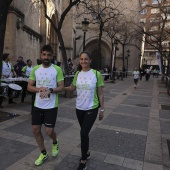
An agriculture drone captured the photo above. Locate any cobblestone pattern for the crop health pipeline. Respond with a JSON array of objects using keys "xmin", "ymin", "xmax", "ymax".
[
  {"xmin": 0, "ymin": 137, "xmax": 36, "ymax": 170},
  {"xmin": 5, "ymin": 119, "xmax": 73, "ymax": 140},
  {"xmin": 159, "ymin": 110, "xmax": 170, "ymax": 119},
  {"xmin": 158, "ymin": 97, "xmax": 170, "ymax": 104},
  {"xmin": 160, "ymin": 121, "xmax": 170, "ymax": 135},
  {"xmin": 88, "ymin": 128, "xmax": 146, "ymax": 161},
  {"xmin": 54, "ymin": 154, "xmax": 133, "ymax": 170},
  {"xmin": 58, "ymin": 107, "xmax": 77, "ymax": 120},
  {"xmin": 158, "ymin": 93, "xmax": 169, "ymax": 98},
  {"xmin": 102, "ymin": 114, "xmax": 149, "ymax": 131},
  {"xmin": 113, "ymin": 105, "xmax": 150, "ymax": 117}
]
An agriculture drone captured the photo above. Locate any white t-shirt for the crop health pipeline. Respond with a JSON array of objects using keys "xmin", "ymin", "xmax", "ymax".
[
  {"xmin": 29, "ymin": 64, "xmax": 64, "ymax": 109},
  {"xmin": 133, "ymin": 71, "xmax": 139, "ymax": 79},
  {"xmin": 22, "ymin": 65, "xmax": 33, "ymax": 77},
  {"xmin": 73, "ymin": 69, "xmax": 104, "ymax": 110},
  {"xmin": 2, "ymin": 61, "xmax": 13, "ymax": 78}
]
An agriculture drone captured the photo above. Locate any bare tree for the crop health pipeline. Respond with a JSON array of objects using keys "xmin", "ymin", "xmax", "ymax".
[
  {"xmin": 138, "ymin": 0, "xmax": 170, "ymax": 75},
  {"xmin": 76, "ymin": 0, "xmax": 121, "ymax": 70},
  {"xmin": 40, "ymin": 0, "xmax": 81, "ymax": 75},
  {"xmin": 104, "ymin": 15, "xmax": 138, "ymax": 80},
  {"xmin": 0, "ymin": 0, "xmax": 81, "ymax": 77}
]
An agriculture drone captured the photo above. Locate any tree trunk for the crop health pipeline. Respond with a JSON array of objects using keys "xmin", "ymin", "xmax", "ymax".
[
  {"xmin": 98, "ymin": 24, "xmax": 103, "ymax": 70},
  {"xmin": 0, "ymin": 0, "xmax": 13, "ymax": 78}
]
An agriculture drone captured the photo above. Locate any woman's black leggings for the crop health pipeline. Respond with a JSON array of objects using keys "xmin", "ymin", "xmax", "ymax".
[{"xmin": 76, "ymin": 108, "xmax": 98, "ymax": 160}]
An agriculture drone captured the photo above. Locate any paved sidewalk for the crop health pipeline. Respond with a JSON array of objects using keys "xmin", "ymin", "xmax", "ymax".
[{"xmin": 0, "ymin": 76, "xmax": 170, "ymax": 170}]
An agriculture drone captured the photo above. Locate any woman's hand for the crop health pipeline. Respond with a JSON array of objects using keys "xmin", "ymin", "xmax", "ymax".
[{"xmin": 99, "ymin": 110, "xmax": 104, "ymax": 120}]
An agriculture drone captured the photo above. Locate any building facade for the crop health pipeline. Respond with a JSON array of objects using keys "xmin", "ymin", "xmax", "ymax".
[
  {"xmin": 4, "ymin": 0, "xmax": 63, "ymax": 66},
  {"xmin": 140, "ymin": 0, "xmax": 170, "ymax": 71},
  {"xmin": 3, "ymin": 0, "xmax": 142, "ymax": 72}
]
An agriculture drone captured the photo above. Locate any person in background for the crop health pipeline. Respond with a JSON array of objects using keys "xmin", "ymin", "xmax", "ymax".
[
  {"xmin": 51, "ymin": 56, "xmax": 57, "ymax": 65},
  {"xmin": 145, "ymin": 67, "xmax": 150, "ymax": 81},
  {"xmin": 104, "ymin": 65, "xmax": 110, "ymax": 81},
  {"xmin": 139, "ymin": 68, "xmax": 144, "ymax": 80},
  {"xmin": 132, "ymin": 67, "xmax": 140, "ymax": 88},
  {"xmin": 36, "ymin": 59, "xmax": 42, "ymax": 65},
  {"xmin": 27, "ymin": 45, "xmax": 64, "ymax": 166},
  {"xmin": 65, "ymin": 51, "xmax": 104, "ymax": 170},
  {"xmin": 1, "ymin": 53, "xmax": 17, "ymax": 105},
  {"xmin": 21, "ymin": 59, "xmax": 33, "ymax": 103},
  {"xmin": 14, "ymin": 56, "xmax": 26, "ymax": 77}
]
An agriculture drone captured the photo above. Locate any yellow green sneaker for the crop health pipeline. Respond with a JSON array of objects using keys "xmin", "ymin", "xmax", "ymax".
[
  {"xmin": 35, "ymin": 153, "xmax": 48, "ymax": 166},
  {"xmin": 52, "ymin": 140, "xmax": 59, "ymax": 157}
]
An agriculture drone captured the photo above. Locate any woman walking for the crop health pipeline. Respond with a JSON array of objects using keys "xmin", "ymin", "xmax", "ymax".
[{"xmin": 65, "ymin": 51, "xmax": 104, "ymax": 170}]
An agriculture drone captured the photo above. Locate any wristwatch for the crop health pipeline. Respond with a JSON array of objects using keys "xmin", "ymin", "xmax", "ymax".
[{"xmin": 49, "ymin": 88, "xmax": 53, "ymax": 93}]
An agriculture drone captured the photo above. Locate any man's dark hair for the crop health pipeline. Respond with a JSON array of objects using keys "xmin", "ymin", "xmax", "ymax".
[
  {"xmin": 41, "ymin": 45, "xmax": 53, "ymax": 54},
  {"xmin": 27, "ymin": 59, "xmax": 31, "ymax": 63},
  {"xmin": 2, "ymin": 53, "xmax": 10, "ymax": 61}
]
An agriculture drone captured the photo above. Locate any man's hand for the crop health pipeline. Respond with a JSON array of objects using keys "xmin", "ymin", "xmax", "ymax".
[{"xmin": 39, "ymin": 87, "xmax": 50, "ymax": 99}]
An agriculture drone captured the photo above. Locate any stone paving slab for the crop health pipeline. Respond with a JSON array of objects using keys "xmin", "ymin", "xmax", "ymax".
[
  {"xmin": 132, "ymin": 92, "xmax": 153, "ymax": 97},
  {"xmin": 102, "ymin": 114, "xmax": 149, "ymax": 131},
  {"xmin": 113, "ymin": 105, "xmax": 150, "ymax": 117},
  {"xmin": 83, "ymin": 128, "xmax": 146, "ymax": 161},
  {"xmin": 160, "ymin": 120, "xmax": 170, "ymax": 135},
  {"xmin": 159, "ymin": 110, "xmax": 170, "ymax": 119},
  {"xmin": 54, "ymin": 154, "xmax": 133, "ymax": 170},
  {"xmin": 1, "ymin": 77, "xmax": 170, "ymax": 170},
  {"xmin": 158, "ymin": 97, "xmax": 170, "ymax": 104},
  {"xmin": 4, "ymin": 118, "xmax": 73, "ymax": 139},
  {"xmin": 58, "ymin": 107, "xmax": 77, "ymax": 120},
  {"xmin": 0, "ymin": 137, "xmax": 36, "ymax": 170},
  {"xmin": 122, "ymin": 99, "xmax": 151, "ymax": 107},
  {"xmin": 126, "ymin": 95, "xmax": 152, "ymax": 101}
]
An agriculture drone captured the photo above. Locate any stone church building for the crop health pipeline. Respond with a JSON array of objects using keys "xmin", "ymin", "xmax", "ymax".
[{"xmin": 4, "ymin": 0, "xmax": 141, "ymax": 72}]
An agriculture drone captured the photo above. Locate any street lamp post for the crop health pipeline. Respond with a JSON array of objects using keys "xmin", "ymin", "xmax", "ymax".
[
  {"xmin": 112, "ymin": 41, "xmax": 118, "ymax": 82},
  {"xmin": 82, "ymin": 18, "xmax": 89, "ymax": 51},
  {"xmin": 139, "ymin": 54, "xmax": 142, "ymax": 69},
  {"xmin": 163, "ymin": 49, "xmax": 167, "ymax": 75},
  {"xmin": 125, "ymin": 49, "xmax": 130, "ymax": 77}
]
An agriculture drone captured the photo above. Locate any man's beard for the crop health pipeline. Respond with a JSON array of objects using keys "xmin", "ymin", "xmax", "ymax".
[{"xmin": 42, "ymin": 59, "xmax": 51, "ymax": 66}]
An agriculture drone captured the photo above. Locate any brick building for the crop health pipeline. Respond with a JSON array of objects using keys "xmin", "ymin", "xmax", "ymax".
[{"xmin": 140, "ymin": 0, "xmax": 170, "ymax": 70}]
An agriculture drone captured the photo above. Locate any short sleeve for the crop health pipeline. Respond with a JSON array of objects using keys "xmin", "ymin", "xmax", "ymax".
[
  {"xmin": 56, "ymin": 66, "xmax": 64, "ymax": 82},
  {"xmin": 97, "ymin": 71, "xmax": 104, "ymax": 87},
  {"xmin": 29, "ymin": 66, "xmax": 39, "ymax": 81},
  {"xmin": 72, "ymin": 71, "xmax": 79, "ymax": 86},
  {"xmin": 22, "ymin": 66, "xmax": 26, "ymax": 73}
]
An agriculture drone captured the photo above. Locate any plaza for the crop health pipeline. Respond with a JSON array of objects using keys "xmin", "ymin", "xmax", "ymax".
[{"xmin": 0, "ymin": 76, "xmax": 170, "ymax": 170}]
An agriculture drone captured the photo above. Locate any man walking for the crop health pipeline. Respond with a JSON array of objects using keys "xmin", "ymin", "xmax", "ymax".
[{"xmin": 27, "ymin": 45, "xmax": 64, "ymax": 166}]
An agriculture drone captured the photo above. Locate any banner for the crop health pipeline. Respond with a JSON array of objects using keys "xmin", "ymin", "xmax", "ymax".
[{"xmin": 156, "ymin": 52, "xmax": 162, "ymax": 74}]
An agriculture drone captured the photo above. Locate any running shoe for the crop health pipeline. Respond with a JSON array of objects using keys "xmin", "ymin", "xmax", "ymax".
[
  {"xmin": 80, "ymin": 152, "xmax": 90, "ymax": 162},
  {"xmin": 52, "ymin": 140, "xmax": 59, "ymax": 157},
  {"xmin": 35, "ymin": 153, "xmax": 48, "ymax": 166},
  {"xmin": 77, "ymin": 161, "xmax": 87, "ymax": 170}
]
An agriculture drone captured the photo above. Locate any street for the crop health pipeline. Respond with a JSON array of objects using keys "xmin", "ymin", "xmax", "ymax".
[{"xmin": 0, "ymin": 76, "xmax": 170, "ymax": 170}]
